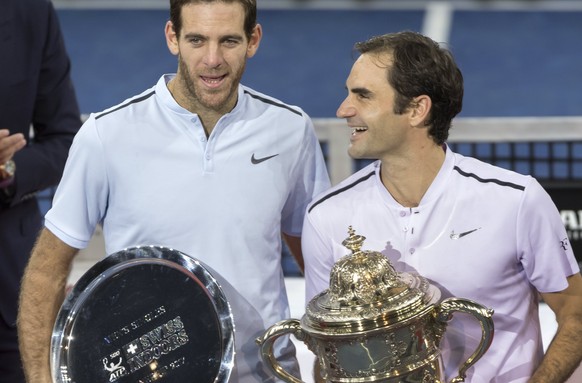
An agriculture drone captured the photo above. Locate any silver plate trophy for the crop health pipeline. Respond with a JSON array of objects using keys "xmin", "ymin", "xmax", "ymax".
[{"xmin": 51, "ymin": 246, "xmax": 235, "ymax": 383}]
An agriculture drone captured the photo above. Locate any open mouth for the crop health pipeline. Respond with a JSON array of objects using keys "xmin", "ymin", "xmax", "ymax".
[
  {"xmin": 200, "ymin": 75, "xmax": 227, "ymax": 88},
  {"xmin": 351, "ymin": 127, "xmax": 368, "ymax": 135}
]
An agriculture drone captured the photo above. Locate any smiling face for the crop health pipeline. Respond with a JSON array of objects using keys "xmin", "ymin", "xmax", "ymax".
[
  {"xmin": 165, "ymin": 1, "xmax": 261, "ymax": 116},
  {"xmin": 336, "ymin": 52, "xmax": 413, "ymax": 161}
]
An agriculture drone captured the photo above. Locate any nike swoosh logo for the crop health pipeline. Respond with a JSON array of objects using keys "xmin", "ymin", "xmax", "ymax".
[
  {"xmin": 251, "ymin": 153, "xmax": 279, "ymax": 164},
  {"xmin": 450, "ymin": 227, "xmax": 481, "ymax": 240}
]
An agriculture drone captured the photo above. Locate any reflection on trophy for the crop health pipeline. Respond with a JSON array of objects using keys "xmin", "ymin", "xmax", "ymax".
[{"xmin": 257, "ymin": 227, "xmax": 494, "ymax": 383}]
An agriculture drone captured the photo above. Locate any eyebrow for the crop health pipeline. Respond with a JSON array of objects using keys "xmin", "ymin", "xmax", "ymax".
[
  {"xmin": 349, "ymin": 87, "xmax": 373, "ymax": 98},
  {"xmin": 220, "ymin": 34, "xmax": 244, "ymax": 42},
  {"xmin": 182, "ymin": 33, "xmax": 244, "ymax": 42}
]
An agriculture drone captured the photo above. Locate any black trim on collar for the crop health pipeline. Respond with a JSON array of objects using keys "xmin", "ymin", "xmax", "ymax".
[
  {"xmin": 308, "ymin": 170, "xmax": 376, "ymax": 213},
  {"xmin": 95, "ymin": 91, "xmax": 156, "ymax": 120},
  {"xmin": 244, "ymin": 90, "xmax": 302, "ymax": 116},
  {"xmin": 453, "ymin": 166, "xmax": 525, "ymax": 191}
]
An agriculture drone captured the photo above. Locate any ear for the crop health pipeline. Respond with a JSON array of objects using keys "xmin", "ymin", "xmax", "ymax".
[
  {"xmin": 409, "ymin": 95, "xmax": 431, "ymax": 127},
  {"xmin": 246, "ymin": 24, "xmax": 262, "ymax": 58},
  {"xmin": 165, "ymin": 20, "xmax": 179, "ymax": 56}
]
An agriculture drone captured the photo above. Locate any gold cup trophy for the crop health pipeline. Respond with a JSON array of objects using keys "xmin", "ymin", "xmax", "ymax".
[{"xmin": 257, "ymin": 227, "xmax": 494, "ymax": 383}]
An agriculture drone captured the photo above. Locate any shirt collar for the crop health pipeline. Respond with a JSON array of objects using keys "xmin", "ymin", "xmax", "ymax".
[{"xmin": 156, "ymin": 74, "xmax": 245, "ymax": 120}]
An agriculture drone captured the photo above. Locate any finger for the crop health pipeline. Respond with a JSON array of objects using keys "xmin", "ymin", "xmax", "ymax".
[
  {"xmin": 0, "ymin": 133, "xmax": 26, "ymax": 162},
  {"xmin": 0, "ymin": 133, "xmax": 26, "ymax": 149}
]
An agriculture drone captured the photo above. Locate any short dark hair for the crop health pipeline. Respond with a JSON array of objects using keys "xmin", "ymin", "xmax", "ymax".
[
  {"xmin": 169, "ymin": 0, "xmax": 257, "ymax": 41},
  {"xmin": 355, "ymin": 31, "xmax": 464, "ymax": 145}
]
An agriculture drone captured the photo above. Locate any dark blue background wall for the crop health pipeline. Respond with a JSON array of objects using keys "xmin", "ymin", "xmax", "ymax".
[{"xmin": 56, "ymin": 7, "xmax": 582, "ymax": 118}]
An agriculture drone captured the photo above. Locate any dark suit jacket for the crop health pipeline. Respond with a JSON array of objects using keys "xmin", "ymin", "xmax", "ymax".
[{"xmin": 0, "ymin": 0, "xmax": 81, "ymax": 340}]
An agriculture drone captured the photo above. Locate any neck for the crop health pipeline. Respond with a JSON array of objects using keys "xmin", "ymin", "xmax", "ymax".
[
  {"xmin": 379, "ymin": 143, "xmax": 445, "ymax": 207},
  {"xmin": 167, "ymin": 77, "xmax": 233, "ymax": 137}
]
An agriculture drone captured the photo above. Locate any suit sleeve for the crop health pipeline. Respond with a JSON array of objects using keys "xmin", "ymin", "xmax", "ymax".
[{"xmin": 8, "ymin": 0, "xmax": 81, "ymax": 206}]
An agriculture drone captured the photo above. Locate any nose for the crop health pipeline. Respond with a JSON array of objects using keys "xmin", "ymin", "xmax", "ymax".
[
  {"xmin": 336, "ymin": 97, "xmax": 355, "ymax": 119},
  {"xmin": 203, "ymin": 43, "xmax": 224, "ymax": 68}
]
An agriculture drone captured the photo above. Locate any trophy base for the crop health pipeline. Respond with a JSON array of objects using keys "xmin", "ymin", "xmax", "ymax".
[{"xmin": 326, "ymin": 358, "xmax": 444, "ymax": 383}]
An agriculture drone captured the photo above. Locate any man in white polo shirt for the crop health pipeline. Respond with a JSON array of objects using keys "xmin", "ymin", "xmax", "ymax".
[
  {"xmin": 302, "ymin": 31, "xmax": 582, "ymax": 382},
  {"xmin": 17, "ymin": 0, "xmax": 330, "ymax": 382}
]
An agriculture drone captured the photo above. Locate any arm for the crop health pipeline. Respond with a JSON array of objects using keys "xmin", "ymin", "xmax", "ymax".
[
  {"xmin": 281, "ymin": 114, "xmax": 330, "ymax": 276},
  {"xmin": 283, "ymin": 234, "xmax": 304, "ymax": 274},
  {"xmin": 17, "ymin": 228, "xmax": 79, "ymax": 383},
  {"xmin": 531, "ymin": 273, "xmax": 582, "ymax": 382}
]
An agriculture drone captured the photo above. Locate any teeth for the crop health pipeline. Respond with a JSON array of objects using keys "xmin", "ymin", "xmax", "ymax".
[
  {"xmin": 351, "ymin": 127, "xmax": 367, "ymax": 134},
  {"xmin": 202, "ymin": 76, "xmax": 224, "ymax": 84}
]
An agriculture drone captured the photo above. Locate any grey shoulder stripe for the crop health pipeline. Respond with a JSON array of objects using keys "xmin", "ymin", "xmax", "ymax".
[
  {"xmin": 95, "ymin": 90, "xmax": 156, "ymax": 120},
  {"xmin": 243, "ymin": 90, "xmax": 302, "ymax": 116},
  {"xmin": 308, "ymin": 170, "xmax": 376, "ymax": 213},
  {"xmin": 453, "ymin": 166, "xmax": 525, "ymax": 191}
]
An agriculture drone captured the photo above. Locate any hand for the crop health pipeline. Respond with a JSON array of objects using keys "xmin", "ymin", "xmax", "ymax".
[{"xmin": 0, "ymin": 129, "xmax": 26, "ymax": 163}]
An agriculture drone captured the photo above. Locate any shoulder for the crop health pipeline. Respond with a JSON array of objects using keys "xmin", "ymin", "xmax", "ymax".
[
  {"xmin": 238, "ymin": 85, "xmax": 315, "ymax": 143},
  {"xmin": 10, "ymin": 0, "xmax": 50, "ymax": 15},
  {"xmin": 75, "ymin": 85, "xmax": 157, "ymax": 147},
  {"xmin": 451, "ymin": 151, "xmax": 533, "ymax": 192},
  {"xmin": 240, "ymin": 85, "xmax": 305, "ymax": 119},
  {"xmin": 5, "ymin": 0, "xmax": 52, "ymax": 32},
  {"xmin": 94, "ymin": 86, "xmax": 157, "ymax": 122},
  {"xmin": 307, "ymin": 161, "xmax": 379, "ymax": 214}
]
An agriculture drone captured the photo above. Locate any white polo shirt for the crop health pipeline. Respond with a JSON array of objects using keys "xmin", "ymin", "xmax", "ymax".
[
  {"xmin": 302, "ymin": 145, "xmax": 578, "ymax": 383},
  {"xmin": 46, "ymin": 74, "xmax": 330, "ymax": 382}
]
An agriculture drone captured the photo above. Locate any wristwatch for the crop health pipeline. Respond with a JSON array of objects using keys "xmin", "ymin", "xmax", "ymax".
[
  {"xmin": 0, "ymin": 160, "xmax": 16, "ymax": 181},
  {"xmin": 0, "ymin": 160, "xmax": 16, "ymax": 203}
]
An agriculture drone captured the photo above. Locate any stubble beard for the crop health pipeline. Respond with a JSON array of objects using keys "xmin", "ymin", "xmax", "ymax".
[
  {"xmin": 348, "ymin": 139, "xmax": 367, "ymax": 160},
  {"xmin": 348, "ymin": 139, "xmax": 378, "ymax": 160},
  {"xmin": 348, "ymin": 147, "xmax": 365, "ymax": 160},
  {"xmin": 177, "ymin": 55, "xmax": 246, "ymax": 114}
]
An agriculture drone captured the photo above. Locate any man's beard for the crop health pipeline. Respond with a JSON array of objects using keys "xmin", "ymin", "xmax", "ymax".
[{"xmin": 177, "ymin": 55, "xmax": 246, "ymax": 113}]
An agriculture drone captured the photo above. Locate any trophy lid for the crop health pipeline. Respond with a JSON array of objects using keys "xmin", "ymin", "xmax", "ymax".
[{"xmin": 303, "ymin": 227, "xmax": 440, "ymax": 334}]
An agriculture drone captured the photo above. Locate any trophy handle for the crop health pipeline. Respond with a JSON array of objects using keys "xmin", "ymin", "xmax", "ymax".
[
  {"xmin": 434, "ymin": 297, "xmax": 494, "ymax": 383},
  {"xmin": 256, "ymin": 318, "xmax": 308, "ymax": 383}
]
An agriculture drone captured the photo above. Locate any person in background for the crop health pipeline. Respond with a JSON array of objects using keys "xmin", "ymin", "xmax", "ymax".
[
  {"xmin": 0, "ymin": 0, "xmax": 82, "ymax": 381},
  {"xmin": 302, "ymin": 31, "xmax": 582, "ymax": 382},
  {"xmin": 17, "ymin": 0, "xmax": 330, "ymax": 382}
]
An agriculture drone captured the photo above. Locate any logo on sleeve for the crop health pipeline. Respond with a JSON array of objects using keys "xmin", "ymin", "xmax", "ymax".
[{"xmin": 560, "ymin": 237, "xmax": 570, "ymax": 251}]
